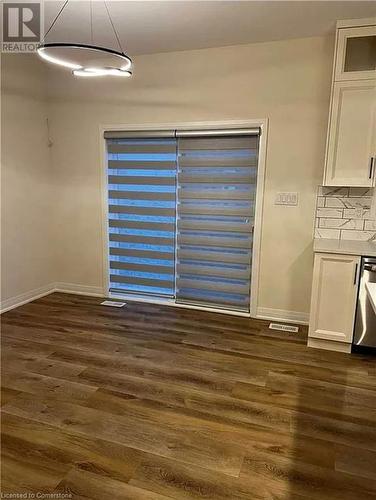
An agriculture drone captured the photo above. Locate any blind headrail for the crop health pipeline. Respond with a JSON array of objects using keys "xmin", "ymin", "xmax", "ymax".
[
  {"xmin": 104, "ymin": 130, "xmax": 175, "ymax": 139},
  {"xmin": 104, "ymin": 127, "xmax": 260, "ymax": 139},
  {"xmin": 176, "ymin": 128, "xmax": 260, "ymax": 137}
]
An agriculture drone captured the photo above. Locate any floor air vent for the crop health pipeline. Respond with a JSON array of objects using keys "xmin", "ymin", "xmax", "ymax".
[
  {"xmin": 269, "ymin": 323, "xmax": 299, "ymax": 333},
  {"xmin": 101, "ymin": 300, "xmax": 126, "ymax": 308}
]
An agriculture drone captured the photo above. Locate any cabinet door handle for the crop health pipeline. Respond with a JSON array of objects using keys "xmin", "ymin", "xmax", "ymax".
[
  {"xmin": 369, "ymin": 157, "xmax": 375, "ymax": 179},
  {"xmin": 354, "ymin": 263, "xmax": 359, "ymax": 285}
]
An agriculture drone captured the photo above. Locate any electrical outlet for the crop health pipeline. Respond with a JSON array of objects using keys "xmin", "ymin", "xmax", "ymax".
[{"xmin": 275, "ymin": 192, "xmax": 298, "ymax": 206}]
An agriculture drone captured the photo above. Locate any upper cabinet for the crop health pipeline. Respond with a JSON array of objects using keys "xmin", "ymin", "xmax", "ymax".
[
  {"xmin": 335, "ymin": 26, "xmax": 376, "ymax": 81},
  {"xmin": 325, "ymin": 80, "xmax": 376, "ymax": 186},
  {"xmin": 323, "ymin": 19, "xmax": 376, "ymax": 187}
]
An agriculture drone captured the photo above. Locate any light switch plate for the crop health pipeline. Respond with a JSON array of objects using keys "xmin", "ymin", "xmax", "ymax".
[{"xmin": 275, "ymin": 192, "xmax": 298, "ymax": 206}]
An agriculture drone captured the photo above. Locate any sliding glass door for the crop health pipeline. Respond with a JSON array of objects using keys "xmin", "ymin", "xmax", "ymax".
[
  {"xmin": 175, "ymin": 134, "xmax": 258, "ymax": 311},
  {"xmin": 106, "ymin": 134, "xmax": 176, "ymax": 297},
  {"xmin": 105, "ymin": 128, "xmax": 260, "ymax": 313}
]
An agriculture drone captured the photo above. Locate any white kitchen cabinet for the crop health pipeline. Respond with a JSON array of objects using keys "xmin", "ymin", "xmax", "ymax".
[
  {"xmin": 335, "ymin": 26, "xmax": 376, "ymax": 82},
  {"xmin": 309, "ymin": 253, "xmax": 360, "ymax": 344},
  {"xmin": 324, "ymin": 79, "xmax": 376, "ymax": 187},
  {"xmin": 323, "ymin": 19, "xmax": 376, "ymax": 188}
]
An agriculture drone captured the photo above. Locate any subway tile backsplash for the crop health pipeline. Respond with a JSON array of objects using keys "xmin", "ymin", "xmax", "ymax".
[{"xmin": 314, "ymin": 187, "xmax": 376, "ymax": 241}]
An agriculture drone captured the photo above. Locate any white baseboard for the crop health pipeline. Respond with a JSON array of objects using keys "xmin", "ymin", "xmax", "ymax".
[
  {"xmin": 1, "ymin": 284, "xmax": 309, "ymax": 327},
  {"xmin": 256, "ymin": 307, "xmax": 309, "ymax": 325},
  {"xmin": 54, "ymin": 282, "xmax": 105, "ymax": 298},
  {"xmin": 1, "ymin": 282, "xmax": 105, "ymax": 314},
  {"xmin": 307, "ymin": 337, "xmax": 351, "ymax": 353},
  {"xmin": 0, "ymin": 283, "xmax": 55, "ymax": 314}
]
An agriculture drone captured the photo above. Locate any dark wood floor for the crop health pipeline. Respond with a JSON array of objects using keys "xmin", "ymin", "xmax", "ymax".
[{"xmin": 1, "ymin": 293, "xmax": 376, "ymax": 499}]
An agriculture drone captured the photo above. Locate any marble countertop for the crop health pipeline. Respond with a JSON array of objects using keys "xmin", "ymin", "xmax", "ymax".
[
  {"xmin": 313, "ymin": 238, "xmax": 376, "ymax": 257},
  {"xmin": 366, "ymin": 283, "xmax": 376, "ymax": 316}
]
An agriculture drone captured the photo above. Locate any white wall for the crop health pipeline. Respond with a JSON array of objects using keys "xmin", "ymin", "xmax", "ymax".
[
  {"xmin": 47, "ymin": 35, "xmax": 333, "ymax": 317},
  {"xmin": 1, "ymin": 54, "xmax": 54, "ymax": 308},
  {"xmin": 1, "ymin": 35, "xmax": 334, "ymax": 317}
]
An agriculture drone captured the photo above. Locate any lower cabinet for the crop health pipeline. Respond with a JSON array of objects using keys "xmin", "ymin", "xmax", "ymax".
[{"xmin": 308, "ymin": 253, "xmax": 360, "ymax": 347}]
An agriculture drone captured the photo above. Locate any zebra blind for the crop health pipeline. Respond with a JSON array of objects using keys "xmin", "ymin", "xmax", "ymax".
[
  {"xmin": 107, "ymin": 137, "xmax": 176, "ymax": 297},
  {"xmin": 176, "ymin": 134, "xmax": 259, "ymax": 311}
]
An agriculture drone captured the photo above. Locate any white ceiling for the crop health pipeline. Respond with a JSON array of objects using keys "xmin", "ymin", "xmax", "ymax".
[{"xmin": 44, "ymin": 1, "xmax": 376, "ymax": 56}]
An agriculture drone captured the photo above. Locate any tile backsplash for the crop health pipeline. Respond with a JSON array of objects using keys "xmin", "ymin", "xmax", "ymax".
[{"xmin": 314, "ymin": 187, "xmax": 376, "ymax": 241}]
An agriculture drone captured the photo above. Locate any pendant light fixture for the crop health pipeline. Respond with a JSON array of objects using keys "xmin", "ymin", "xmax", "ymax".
[{"xmin": 37, "ymin": 1, "xmax": 132, "ymax": 77}]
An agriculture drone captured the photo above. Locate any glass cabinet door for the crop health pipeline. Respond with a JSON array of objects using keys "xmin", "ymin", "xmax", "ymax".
[{"xmin": 335, "ymin": 26, "xmax": 376, "ymax": 81}]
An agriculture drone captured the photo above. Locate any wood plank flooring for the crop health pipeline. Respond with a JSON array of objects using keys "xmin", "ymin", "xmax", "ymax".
[{"xmin": 1, "ymin": 292, "xmax": 376, "ymax": 499}]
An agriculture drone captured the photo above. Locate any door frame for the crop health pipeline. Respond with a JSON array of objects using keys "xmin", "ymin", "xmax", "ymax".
[{"xmin": 99, "ymin": 118, "xmax": 268, "ymax": 318}]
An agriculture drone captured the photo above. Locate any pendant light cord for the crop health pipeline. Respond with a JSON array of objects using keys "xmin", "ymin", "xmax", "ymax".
[
  {"xmin": 104, "ymin": 1, "xmax": 124, "ymax": 54},
  {"xmin": 43, "ymin": 0, "xmax": 125, "ymax": 55},
  {"xmin": 44, "ymin": 0, "xmax": 69, "ymax": 40},
  {"xmin": 90, "ymin": 1, "xmax": 93, "ymax": 45}
]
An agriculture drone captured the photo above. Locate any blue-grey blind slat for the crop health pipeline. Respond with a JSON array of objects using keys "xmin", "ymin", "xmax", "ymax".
[
  {"xmin": 176, "ymin": 134, "xmax": 259, "ymax": 312},
  {"xmin": 107, "ymin": 138, "xmax": 177, "ymax": 297}
]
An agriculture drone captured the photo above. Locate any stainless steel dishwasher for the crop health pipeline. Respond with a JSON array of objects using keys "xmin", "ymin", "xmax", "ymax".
[{"xmin": 353, "ymin": 256, "xmax": 376, "ymax": 354}]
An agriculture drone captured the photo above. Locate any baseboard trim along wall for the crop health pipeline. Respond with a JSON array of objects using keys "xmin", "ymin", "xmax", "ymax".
[
  {"xmin": 0, "ymin": 282, "xmax": 105, "ymax": 314},
  {"xmin": 256, "ymin": 307, "xmax": 309, "ymax": 325},
  {"xmin": 54, "ymin": 282, "xmax": 105, "ymax": 298},
  {"xmin": 307, "ymin": 337, "xmax": 351, "ymax": 353},
  {"xmin": 0, "ymin": 283, "xmax": 56, "ymax": 314},
  {"xmin": 1, "ymin": 285, "xmax": 309, "ymax": 327}
]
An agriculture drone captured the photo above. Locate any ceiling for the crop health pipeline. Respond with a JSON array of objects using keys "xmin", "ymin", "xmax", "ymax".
[{"xmin": 44, "ymin": 1, "xmax": 376, "ymax": 56}]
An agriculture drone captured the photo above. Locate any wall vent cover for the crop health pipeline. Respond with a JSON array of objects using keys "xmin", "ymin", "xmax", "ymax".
[
  {"xmin": 269, "ymin": 323, "xmax": 299, "ymax": 333},
  {"xmin": 101, "ymin": 300, "xmax": 126, "ymax": 308}
]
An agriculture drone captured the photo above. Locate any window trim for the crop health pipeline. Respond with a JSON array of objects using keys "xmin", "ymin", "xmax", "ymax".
[{"xmin": 100, "ymin": 119, "xmax": 268, "ymax": 318}]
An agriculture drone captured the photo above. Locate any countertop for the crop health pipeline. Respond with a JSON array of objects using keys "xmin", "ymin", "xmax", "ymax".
[
  {"xmin": 366, "ymin": 283, "xmax": 376, "ymax": 316},
  {"xmin": 313, "ymin": 238, "xmax": 376, "ymax": 257}
]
